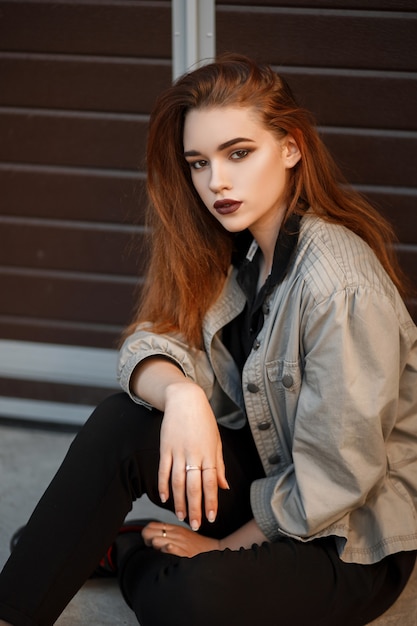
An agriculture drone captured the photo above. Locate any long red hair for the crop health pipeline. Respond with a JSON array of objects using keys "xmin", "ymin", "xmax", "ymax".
[{"xmin": 125, "ymin": 54, "xmax": 406, "ymax": 347}]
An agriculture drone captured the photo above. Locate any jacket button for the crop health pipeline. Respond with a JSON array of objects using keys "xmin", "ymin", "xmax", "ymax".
[
  {"xmin": 258, "ymin": 421, "xmax": 271, "ymax": 431},
  {"xmin": 268, "ymin": 453, "xmax": 281, "ymax": 465},
  {"xmin": 282, "ymin": 374, "xmax": 293, "ymax": 388},
  {"xmin": 253, "ymin": 340, "xmax": 261, "ymax": 350},
  {"xmin": 247, "ymin": 383, "xmax": 259, "ymax": 393}
]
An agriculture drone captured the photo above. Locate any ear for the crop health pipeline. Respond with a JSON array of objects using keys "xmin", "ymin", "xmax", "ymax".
[{"xmin": 283, "ymin": 134, "xmax": 301, "ymax": 169}]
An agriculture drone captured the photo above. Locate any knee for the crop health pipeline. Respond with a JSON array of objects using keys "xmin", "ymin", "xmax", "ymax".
[
  {"xmin": 68, "ymin": 393, "xmax": 158, "ymax": 462},
  {"xmin": 87, "ymin": 392, "xmax": 141, "ymax": 428}
]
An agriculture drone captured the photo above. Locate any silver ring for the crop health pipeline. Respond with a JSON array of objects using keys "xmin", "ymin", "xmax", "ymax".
[
  {"xmin": 185, "ymin": 464, "xmax": 202, "ymax": 472},
  {"xmin": 162, "ymin": 528, "xmax": 167, "ymax": 538},
  {"xmin": 202, "ymin": 467, "xmax": 217, "ymax": 471}
]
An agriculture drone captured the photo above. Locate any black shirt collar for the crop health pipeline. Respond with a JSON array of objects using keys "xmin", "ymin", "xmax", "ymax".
[
  {"xmin": 235, "ymin": 212, "xmax": 301, "ymax": 301},
  {"xmin": 223, "ymin": 213, "xmax": 301, "ymax": 373}
]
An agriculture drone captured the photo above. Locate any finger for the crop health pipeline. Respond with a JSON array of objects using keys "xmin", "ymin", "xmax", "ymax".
[
  {"xmin": 151, "ymin": 526, "xmax": 192, "ymax": 555},
  {"xmin": 146, "ymin": 524, "xmax": 183, "ymax": 553},
  {"xmin": 154, "ymin": 538, "xmax": 187, "ymax": 557},
  {"xmin": 171, "ymin": 459, "xmax": 188, "ymax": 522},
  {"xmin": 158, "ymin": 451, "xmax": 173, "ymax": 504},
  {"xmin": 216, "ymin": 446, "xmax": 230, "ymax": 491},
  {"xmin": 141, "ymin": 521, "xmax": 165, "ymax": 546},
  {"xmin": 201, "ymin": 466, "xmax": 219, "ymax": 522},
  {"xmin": 186, "ymin": 469, "xmax": 202, "ymax": 531}
]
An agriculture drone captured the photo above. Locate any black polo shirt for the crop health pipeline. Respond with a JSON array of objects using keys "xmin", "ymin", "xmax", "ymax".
[{"xmin": 223, "ymin": 214, "xmax": 301, "ymax": 373}]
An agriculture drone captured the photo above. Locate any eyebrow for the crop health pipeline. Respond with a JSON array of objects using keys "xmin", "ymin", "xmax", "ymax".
[{"xmin": 183, "ymin": 137, "xmax": 255, "ymax": 158}]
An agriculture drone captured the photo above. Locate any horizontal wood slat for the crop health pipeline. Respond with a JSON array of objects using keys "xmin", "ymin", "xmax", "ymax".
[
  {"xmin": 0, "ymin": 1, "xmax": 171, "ymax": 58},
  {"xmin": 217, "ymin": 8, "xmax": 417, "ymax": 71},
  {"xmin": 320, "ymin": 129, "xmax": 417, "ymax": 188},
  {"xmin": 0, "ymin": 167, "xmax": 146, "ymax": 223},
  {"xmin": 0, "ymin": 270, "xmax": 138, "ymax": 326},
  {"xmin": 363, "ymin": 189, "xmax": 417, "ymax": 244},
  {"xmin": 0, "ymin": 55, "xmax": 172, "ymax": 114},
  {"xmin": 0, "ymin": 219, "xmax": 147, "ymax": 276},
  {"xmin": 0, "ymin": 376, "xmax": 117, "ymax": 409},
  {"xmin": 0, "ymin": 111, "xmax": 148, "ymax": 170},
  {"xmin": 281, "ymin": 70, "xmax": 417, "ymax": 131},
  {"xmin": 0, "ymin": 377, "xmax": 118, "ymax": 408},
  {"xmin": 0, "ymin": 316, "xmax": 122, "ymax": 349},
  {"xmin": 217, "ymin": 1, "xmax": 417, "ymax": 8}
]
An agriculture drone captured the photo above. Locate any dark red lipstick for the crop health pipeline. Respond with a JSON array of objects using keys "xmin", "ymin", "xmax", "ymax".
[{"xmin": 213, "ymin": 199, "xmax": 242, "ymax": 215}]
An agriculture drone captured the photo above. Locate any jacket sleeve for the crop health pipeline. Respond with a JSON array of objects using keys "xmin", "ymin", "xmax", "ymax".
[
  {"xmin": 251, "ymin": 285, "xmax": 416, "ymax": 545},
  {"xmin": 117, "ymin": 323, "xmax": 214, "ymax": 407}
]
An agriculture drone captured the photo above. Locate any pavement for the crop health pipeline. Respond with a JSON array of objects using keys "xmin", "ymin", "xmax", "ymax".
[{"xmin": 0, "ymin": 421, "xmax": 179, "ymax": 625}]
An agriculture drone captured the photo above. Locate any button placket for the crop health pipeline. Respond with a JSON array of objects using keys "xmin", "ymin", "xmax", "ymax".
[
  {"xmin": 243, "ymin": 337, "xmax": 284, "ymax": 475},
  {"xmin": 268, "ymin": 453, "xmax": 281, "ymax": 465}
]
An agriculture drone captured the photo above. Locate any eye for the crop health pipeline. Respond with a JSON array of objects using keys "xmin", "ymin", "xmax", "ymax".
[
  {"xmin": 230, "ymin": 149, "xmax": 250, "ymax": 160},
  {"xmin": 189, "ymin": 159, "xmax": 208, "ymax": 170}
]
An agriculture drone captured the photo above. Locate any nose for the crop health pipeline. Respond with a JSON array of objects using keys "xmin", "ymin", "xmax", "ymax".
[{"xmin": 209, "ymin": 161, "xmax": 231, "ymax": 194}]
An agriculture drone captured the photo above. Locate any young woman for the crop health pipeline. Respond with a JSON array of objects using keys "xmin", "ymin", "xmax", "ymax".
[{"xmin": 1, "ymin": 54, "xmax": 416, "ymax": 626}]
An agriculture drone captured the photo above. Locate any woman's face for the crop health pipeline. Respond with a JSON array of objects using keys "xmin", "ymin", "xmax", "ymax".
[{"xmin": 183, "ymin": 106, "xmax": 300, "ymax": 243}]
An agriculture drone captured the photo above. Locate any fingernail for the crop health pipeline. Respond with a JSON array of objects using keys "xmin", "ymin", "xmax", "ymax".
[
  {"xmin": 191, "ymin": 520, "xmax": 199, "ymax": 531},
  {"xmin": 208, "ymin": 510, "xmax": 216, "ymax": 523},
  {"xmin": 160, "ymin": 493, "xmax": 167, "ymax": 503},
  {"xmin": 176, "ymin": 511, "xmax": 185, "ymax": 522}
]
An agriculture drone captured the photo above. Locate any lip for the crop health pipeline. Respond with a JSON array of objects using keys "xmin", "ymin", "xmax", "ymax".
[{"xmin": 213, "ymin": 199, "xmax": 242, "ymax": 215}]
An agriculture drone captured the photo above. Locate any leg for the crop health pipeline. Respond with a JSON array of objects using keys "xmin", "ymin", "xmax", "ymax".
[
  {"xmin": 120, "ymin": 536, "xmax": 416, "ymax": 626},
  {"xmin": 0, "ymin": 394, "xmax": 264, "ymax": 625},
  {"xmin": 0, "ymin": 393, "xmax": 166, "ymax": 625}
]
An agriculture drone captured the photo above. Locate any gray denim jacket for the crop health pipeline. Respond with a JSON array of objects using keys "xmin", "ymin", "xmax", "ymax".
[{"xmin": 118, "ymin": 214, "xmax": 417, "ymax": 564}]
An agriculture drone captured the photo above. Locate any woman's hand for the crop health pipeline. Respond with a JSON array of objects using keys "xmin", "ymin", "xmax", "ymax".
[
  {"xmin": 142, "ymin": 518, "xmax": 269, "ymax": 558},
  {"xmin": 142, "ymin": 521, "xmax": 220, "ymax": 557},
  {"xmin": 159, "ymin": 380, "xmax": 229, "ymax": 531}
]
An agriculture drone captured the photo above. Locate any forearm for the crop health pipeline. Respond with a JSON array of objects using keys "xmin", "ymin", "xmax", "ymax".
[
  {"xmin": 130, "ymin": 356, "xmax": 197, "ymax": 411},
  {"xmin": 219, "ymin": 518, "xmax": 269, "ymax": 551}
]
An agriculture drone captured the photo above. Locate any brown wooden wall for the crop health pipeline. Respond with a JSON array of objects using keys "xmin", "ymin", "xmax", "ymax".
[
  {"xmin": 1, "ymin": 0, "xmax": 416, "ymax": 356},
  {"xmin": 0, "ymin": 0, "xmax": 172, "ymax": 350}
]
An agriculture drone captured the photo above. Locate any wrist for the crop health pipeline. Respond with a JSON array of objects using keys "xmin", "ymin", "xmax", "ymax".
[{"xmin": 164, "ymin": 378, "xmax": 203, "ymax": 403}]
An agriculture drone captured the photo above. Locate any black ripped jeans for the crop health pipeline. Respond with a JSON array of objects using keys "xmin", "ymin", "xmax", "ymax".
[{"xmin": 0, "ymin": 393, "xmax": 414, "ymax": 626}]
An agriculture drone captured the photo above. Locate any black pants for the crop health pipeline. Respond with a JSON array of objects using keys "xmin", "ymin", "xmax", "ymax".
[{"xmin": 0, "ymin": 393, "xmax": 414, "ymax": 626}]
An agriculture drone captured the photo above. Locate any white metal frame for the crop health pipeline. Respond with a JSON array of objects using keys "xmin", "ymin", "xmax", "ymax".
[
  {"xmin": 0, "ymin": 340, "xmax": 118, "ymax": 426},
  {"xmin": 172, "ymin": 0, "xmax": 216, "ymax": 80}
]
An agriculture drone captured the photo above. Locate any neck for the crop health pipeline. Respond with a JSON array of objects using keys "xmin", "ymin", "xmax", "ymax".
[
  {"xmin": 257, "ymin": 254, "xmax": 272, "ymax": 291},
  {"xmin": 252, "ymin": 224, "xmax": 281, "ymax": 281},
  {"xmin": 250, "ymin": 208, "xmax": 285, "ymax": 270}
]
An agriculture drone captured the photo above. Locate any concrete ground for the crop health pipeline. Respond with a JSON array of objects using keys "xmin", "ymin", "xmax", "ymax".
[
  {"xmin": 1, "ymin": 421, "xmax": 417, "ymax": 625},
  {"xmin": 0, "ymin": 421, "xmax": 179, "ymax": 625}
]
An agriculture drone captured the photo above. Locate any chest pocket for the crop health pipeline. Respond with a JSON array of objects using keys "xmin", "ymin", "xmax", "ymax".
[{"xmin": 265, "ymin": 359, "xmax": 303, "ymax": 442}]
